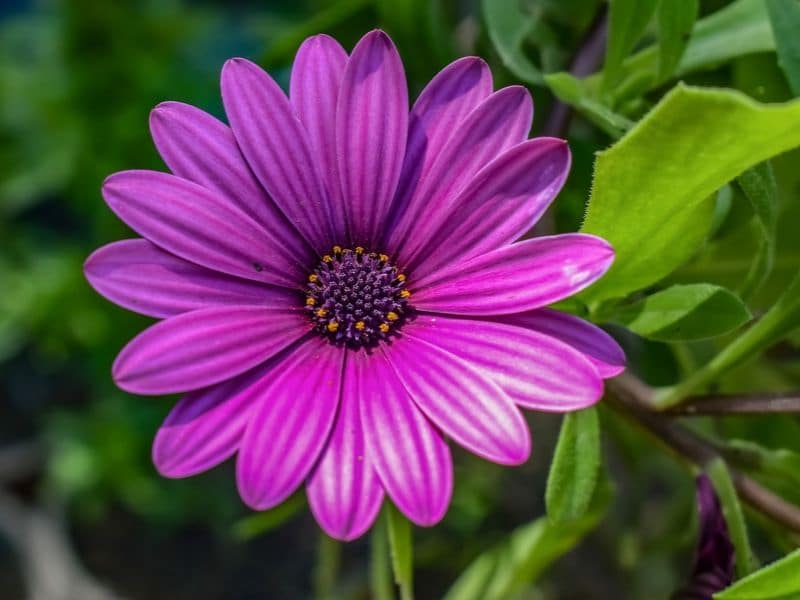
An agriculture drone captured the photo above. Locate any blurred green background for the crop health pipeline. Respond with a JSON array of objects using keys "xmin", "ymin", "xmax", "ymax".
[{"xmin": 2, "ymin": 0, "xmax": 799, "ymax": 598}]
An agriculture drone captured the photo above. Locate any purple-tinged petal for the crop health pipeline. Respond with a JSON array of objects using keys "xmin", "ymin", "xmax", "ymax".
[
  {"xmin": 385, "ymin": 56, "xmax": 493, "ymax": 241},
  {"xmin": 307, "ymin": 360, "xmax": 384, "ymax": 541},
  {"xmin": 84, "ymin": 239, "xmax": 294, "ymax": 318},
  {"xmin": 412, "ymin": 234, "xmax": 615, "ymax": 316},
  {"xmin": 221, "ymin": 57, "xmax": 335, "ymax": 252},
  {"xmin": 385, "ymin": 331, "xmax": 530, "ymax": 465},
  {"xmin": 152, "ymin": 358, "xmax": 282, "ymax": 478},
  {"xmin": 290, "ymin": 35, "xmax": 349, "ymax": 239},
  {"xmin": 386, "ymin": 86, "xmax": 532, "ymax": 261},
  {"xmin": 237, "ymin": 337, "xmax": 344, "ymax": 510},
  {"xmin": 112, "ymin": 306, "xmax": 309, "ymax": 395},
  {"xmin": 336, "ymin": 30, "xmax": 408, "ymax": 246},
  {"xmin": 406, "ymin": 315, "xmax": 603, "ymax": 412},
  {"xmin": 495, "ymin": 309, "xmax": 626, "ymax": 379},
  {"xmin": 148, "ymin": 101, "xmax": 307, "ymax": 257},
  {"xmin": 411, "ymin": 138, "xmax": 571, "ymax": 278},
  {"xmin": 354, "ymin": 349, "xmax": 452, "ymax": 526},
  {"xmin": 103, "ymin": 170, "xmax": 310, "ymax": 288}
]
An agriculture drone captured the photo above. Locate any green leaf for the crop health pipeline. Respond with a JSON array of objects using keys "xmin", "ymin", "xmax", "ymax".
[
  {"xmin": 443, "ymin": 480, "xmax": 611, "ymax": 600},
  {"xmin": 231, "ymin": 493, "xmax": 306, "ymax": 540},
  {"xmin": 482, "ymin": 0, "xmax": 544, "ymax": 84},
  {"xmin": 736, "ymin": 162, "xmax": 779, "ymax": 297},
  {"xmin": 655, "ymin": 0, "xmax": 698, "ymax": 81},
  {"xmin": 386, "ymin": 503, "xmax": 414, "ymax": 600},
  {"xmin": 766, "ymin": 0, "xmax": 800, "ymax": 96},
  {"xmin": 722, "ymin": 439, "xmax": 800, "ymax": 490},
  {"xmin": 706, "ymin": 458, "xmax": 759, "ymax": 579},
  {"xmin": 615, "ymin": 284, "xmax": 752, "ymax": 341},
  {"xmin": 580, "ymin": 85, "xmax": 800, "ymax": 304},
  {"xmin": 545, "ymin": 72, "xmax": 634, "ymax": 137},
  {"xmin": 545, "ymin": 407, "xmax": 601, "ymax": 523},
  {"xmin": 602, "ymin": 0, "xmax": 658, "ymax": 93},
  {"xmin": 715, "ymin": 548, "xmax": 800, "ymax": 599}
]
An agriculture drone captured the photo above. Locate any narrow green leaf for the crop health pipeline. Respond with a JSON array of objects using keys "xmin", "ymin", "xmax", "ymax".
[
  {"xmin": 736, "ymin": 162, "xmax": 779, "ymax": 297},
  {"xmin": 656, "ymin": 0, "xmax": 698, "ymax": 81},
  {"xmin": 706, "ymin": 458, "xmax": 759, "ymax": 579},
  {"xmin": 615, "ymin": 284, "xmax": 752, "ymax": 341},
  {"xmin": 231, "ymin": 493, "xmax": 306, "ymax": 540},
  {"xmin": 580, "ymin": 85, "xmax": 800, "ymax": 304},
  {"xmin": 545, "ymin": 407, "xmax": 601, "ymax": 523},
  {"xmin": 482, "ymin": 0, "xmax": 543, "ymax": 84},
  {"xmin": 722, "ymin": 439, "xmax": 800, "ymax": 490},
  {"xmin": 444, "ymin": 480, "xmax": 611, "ymax": 600},
  {"xmin": 602, "ymin": 0, "xmax": 659, "ymax": 93},
  {"xmin": 545, "ymin": 72, "xmax": 634, "ymax": 137},
  {"xmin": 715, "ymin": 548, "xmax": 800, "ymax": 599},
  {"xmin": 370, "ymin": 518, "xmax": 395, "ymax": 600},
  {"xmin": 766, "ymin": 0, "xmax": 800, "ymax": 96},
  {"xmin": 386, "ymin": 503, "xmax": 414, "ymax": 600}
]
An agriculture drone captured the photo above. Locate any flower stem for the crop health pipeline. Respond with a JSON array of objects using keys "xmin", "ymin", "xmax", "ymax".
[
  {"xmin": 312, "ymin": 532, "xmax": 341, "ymax": 600},
  {"xmin": 370, "ymin": 516, "xmax": 395, "ymax": 600},
  {"xmin": 386, "ymin": 504, "xmax": 414, "ymax": 600}
]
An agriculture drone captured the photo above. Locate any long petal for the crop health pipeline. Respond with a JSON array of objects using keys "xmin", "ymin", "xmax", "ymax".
[
  {"xmin": 307, "ymin": 359, "xmax": 384, "ymax": 541},
  {"xmin": 221, "ymin": 57, "xmax": 335, "ymax": 252},
  {"xmin": 384, "ymin": 56, "xmax": 492, "ymax": 243},
  {"xmin": 290, "ymin": 34, "xmax": 349, "ymax": 239},
  {"xmin": 84, "ymin": 239, "xmax": 294, "ymax": 318},
  {"xmin": 495, "ymin": 309, "xmax": 626, "ymax": 378},
  {"xmin": 148, "ymin": 101, "xmax": 307, "ymax": 257},
  {"xmin": 152, "ymin": 358, "xmax": 282, "ymax": 477},
  {"xmin": 102, "ymin": 170, "xmax": 309, "ymax": 288},
  {"xmin": 237, "ymin": 337, "xmax": 344, "ymax": 510},
  {"xmin": 412, "ymin": 234, "xmax": 614, "ymax": 316},
  {"xmin": 411, "ymin": 138, "xmax": 571, "ymax": 278},
  {"xmin": 386, "ymin": 86, "xmax": 532, "ymax": 262},
  {"xmin": 356, "ymin": 349, "xmax": 452, "ymax": 526},
  {"xmin": 385, "ymin": 331, "xmax": 530, "ymax": 465},
  {"xmin": 336, "ymin": 30, "xmax": 408, "ymax": 246},
  {"xmin": 406, "ymin": 315, "xmax": 603, "ymax": 412},
  {"xmin": 112, "ymin": 306, "xmax": 309, "ymax": 395}
]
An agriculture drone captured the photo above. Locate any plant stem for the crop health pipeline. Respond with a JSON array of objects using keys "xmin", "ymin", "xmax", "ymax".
[
  {"xmin": 386, "ymin": 504, "xmax": 414, "ymax": 600},
  {"xmin": 664, "ymin": 391, "xmax": 800, "ymax": 416},
  {"xmin": 312, "ymin": 532, "xmax": 341, "ymax": 600},
  {"xmin": 370, "ymin": 516, "xmax": 395, "ymax": 600}
]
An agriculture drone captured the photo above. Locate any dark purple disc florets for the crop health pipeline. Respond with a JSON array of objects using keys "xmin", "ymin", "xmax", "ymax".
[{"xmin": 305, "ymin": 246, "xmax": 411, "ymax": 347}]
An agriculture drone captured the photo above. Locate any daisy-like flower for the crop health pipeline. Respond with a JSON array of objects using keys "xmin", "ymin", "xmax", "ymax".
[{"xmin": 85, "ymin": 30, "xmax": 625, "ymax": 540}]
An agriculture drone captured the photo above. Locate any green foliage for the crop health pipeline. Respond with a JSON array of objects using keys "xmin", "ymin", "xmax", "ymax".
[
  {"xmin": 766, "ymin": 0, "xmax": 800, "ymax": 96},
  {"xmin": 601, "ymin": 0, "xmax": 658, "ymax": 94},
  {"xmin": 581, "ymin": 85, "xmax": 800, "ymax": 304},
  {"xmin": 736, "ymin": 162, "xmax": 779, "ymax": 297},
  {"xmin": 715, "ymin": 548, "xmax": 800, "ymax": 599},
  {"xmin": 615, "ymin": 284, "xmax": 752, "ymax": 342},
  {"xmin": 545, "ymin": 407, "xmax": 601, "ymax": 523},
  {"xmin": 655, "ymin": 0, "xmax": 698, "ymax": 81},
  {"xmin": 387, "ymin": 503, "xmax": 414, "ymax": 600},
  {"xmin": 481, "ymin": 0, "xmax": 544, "ymax": 84}
]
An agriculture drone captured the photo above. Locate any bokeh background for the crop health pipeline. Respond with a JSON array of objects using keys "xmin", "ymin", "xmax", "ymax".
[{"xmin": 2, "ymin": 0, "xmax": 799, "ymax": 598}]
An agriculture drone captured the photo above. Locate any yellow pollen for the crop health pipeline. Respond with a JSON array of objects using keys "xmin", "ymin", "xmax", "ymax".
[
  {"xmin": 327, "ymin": 321, "xmax": 339, "ymax": 332},
  {"xmin": 379, "ymin": 253, "xmax": 389, "ymax": 262},
  {"xmin": 306, "ymin": 297, "xmax": 316, "ymax": 306},
  {"xmin": 399, "ymin": 290, "xmax": 411, "ymax": 299},
  {"xmin": 322, "ymin": 255, "xmax": 333, "ymax": 263},
  {"xmin": 308, "ymin": 274, "xmax": 318, "ymax": 283},
  {"xmin": 386, "ymin": 311, "xmax": 399, "ymax": 321},
  {"xmin": 355, "ymin": 246, "xmax": 365, "ymax": 255},
  {"xmin": 355, "ymin": 321, "xmax": 366, "ymax": 331},
  {"xmin": 379, "ymin": 323, "xmax": 390, "ymax": 333},
  {"xmin": 332, "ymin": 245, "xmax": 342, "ymax": 254},
  {"xmin": 315, "ymin": 308, "xmax": 327, "ymax": 317},
  {"xmin": 396, "ymin": 273, "xmax": 406, "ymax": 282}
]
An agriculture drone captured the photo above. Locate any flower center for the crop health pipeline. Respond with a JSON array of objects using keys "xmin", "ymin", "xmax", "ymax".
[{"xmin": 305, "ymin": 246, "xmax": 411, "ymax": 347}]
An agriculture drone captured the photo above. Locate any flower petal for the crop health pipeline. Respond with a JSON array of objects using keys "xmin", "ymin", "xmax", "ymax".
[
  {"xmin": 103, "ymin": 170, "xmax": 309, "ymax": 288},
  {"xmin": 386, "ymin": 86, "xmax": 532, "ymax": 262},
  {"xmin": 112, "ymin": 306, "xmax": 309, "ymax": 395},
  {"xmin": 495, "ymin": 309, "xmax": 626, "ymax": 378},
  {"xmin": 221, "ymin": 57, "xmax": 335, "ymax": 252},
  {"xmin": 406, "ymin": 315, "xmax": 603, "ymax": 412},
  {"xmin": 336, "ymin": 30, "xmax": 408, "ymax": 246},
  {"xmin": 237, "ymin": 337, "xmax": 344, "ymax": 510},
  {"xmin": 385, "ymin": 331, "xmax": 530, "ymax": 465},
  {"xmin": 307, "ymin": 364, "xmax": 384, "ymax": 541},
  {"xmin": 84, "ymin": 239, "xmax": 294, "ymax": 318},
  {"xmin": 411, "ymin": 138, "xmax": 571, "ymax": 278},
  {"xmin": 290, "ymin": 34, "xmax": 349, "ymax": 239},
  {"xmin": 384, "ymin": 56, "xmax": 493, "ymax": 241},
  {"xmin": 412, "ymin": 234, "xmax": 615, "ymax": 316},
  {"xmin": 148, "ymin": 101, "xmax": 306, "ymax": 257},
  {"xmin": 355, "ymin": 349, "xmax": 453, "ymax": 526},
  {"xmin": 152, "ymin": 358, "xmax": 281, "ymax": 477}
]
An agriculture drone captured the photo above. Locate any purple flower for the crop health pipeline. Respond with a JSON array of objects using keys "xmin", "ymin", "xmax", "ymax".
[
  {"xmin": 84, "ymin": 30, "xmax": 625, "ymax": 540},
  {"xmin": 673, "ymin": 475, "xmax": 736, "ymax": 599}
]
